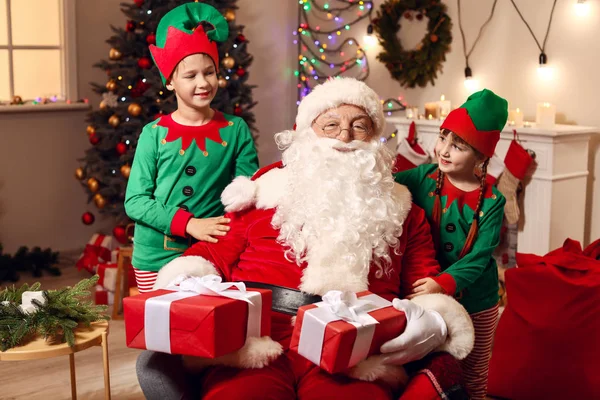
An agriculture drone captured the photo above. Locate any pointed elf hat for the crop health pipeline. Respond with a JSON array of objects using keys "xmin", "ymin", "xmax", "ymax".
[
  {"xmin": 440, "ymin": 89, "xmax": 508, "ymax": 158},
  {"xmin": 149, "ymin": 2, "xmax": 229, "ymax": 84}
]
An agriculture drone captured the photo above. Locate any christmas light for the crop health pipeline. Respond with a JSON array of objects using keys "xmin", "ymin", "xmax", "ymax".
[
  {"xmin": 537, "ymin": 53, "xmax": 553, "ymax": 80},
  {"xmin": 575, "ymin": 0, "xmax": 590, "ymax": 16}
]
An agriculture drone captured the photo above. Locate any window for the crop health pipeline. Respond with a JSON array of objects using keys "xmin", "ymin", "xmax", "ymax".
[{"xmin": 0, "ymin": 0, "xmax": 76, "ymax": 102}]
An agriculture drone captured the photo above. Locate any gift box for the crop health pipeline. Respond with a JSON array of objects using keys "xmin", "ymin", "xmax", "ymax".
[
  {"xmin": 95, "ymin": 285, "xmax": 115, "ymax": 306},
  {"xmin": 97, "ymin": 260, "xmax": 135, "ymax": 292},
  {"xmin": 76, "ymin": 233, "xmax": 115, "ymax": 274},
  {"xmin": 124, "ymin": 275, "xmax": 272, "ymax": 358},
  {"xmin": 290, "ymin": 290, "xmax": 406, "ymax": 374}
]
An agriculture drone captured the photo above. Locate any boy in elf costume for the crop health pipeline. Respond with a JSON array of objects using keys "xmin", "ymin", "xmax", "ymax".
[
  {"xmin": 394, "ymin": 89, "xmax": 507, "ymax": 399},
  {"xmin": 125, "ymin": 3, "xmax": 258, "ymax": 292}
]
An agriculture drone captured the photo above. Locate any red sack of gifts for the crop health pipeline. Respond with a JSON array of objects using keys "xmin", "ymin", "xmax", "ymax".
[
  {"xmin": 124, "ymin": 275, "xmax": 271, "ymax": 358},
  {"xmin": 290, "ymin": 291, "xmax": 406, "ymax": 374},
  {"xmin": 488, "ymin": 238, "xmax": 600, "ymax": 399}
]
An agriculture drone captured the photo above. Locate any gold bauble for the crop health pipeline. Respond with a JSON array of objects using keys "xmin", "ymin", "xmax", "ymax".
[
  {"xmin": 109, "ymin": 48, "xmax": 122, "ymax": 60},
  {"xmin": 75, "ymin": 167, "xmax": 85, "ymax": 180},
  {"xmin": 99, "ymin": 100, "xmax": 108, "ymax": 110},
  {"xmin": 106, "ymin": 79, "xmax": 117, "ymax": 92},
  {"xmin": 128, "ymin": 103, "xmax": 142, "ymax": 117},
  {"xmin": 120, "ymin": 164, "xmax": 131, "ymax": 178},
  {"xmin": 86, "ymin": 125, "xmax": 96, "ymax": 136},
  {"xmin": 222, "ymin": 56, "xmax": 235, "ymax": 70},
  {"xmin": 218, "ymin": 77, "xmax": 227, "ymax": 88},
  {"xmin": 224, "ymin": 9, "xmax": 236, "ymax": 22},
  {"xmin": 87, "ymin": 178, "xmax": 99, "ymax": 193},
  {"xmin": 108, "ymin": 114, "xmax": 120, "ymax": 127},
  {"xmin": 10, "ymin": 95, "xmax": 23, "ymax": 105},
  {"xmin": 93, "ymin": 193, "xmax": 106, "ymax": 209}
]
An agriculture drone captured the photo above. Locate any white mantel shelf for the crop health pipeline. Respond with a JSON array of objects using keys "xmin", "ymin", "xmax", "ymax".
[{"xmin": 386, "ymin": 117, "xmax": 599, "ymax": 255}]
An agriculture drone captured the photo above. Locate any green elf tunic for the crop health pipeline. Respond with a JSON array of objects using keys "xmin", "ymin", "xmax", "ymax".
[
  {"xmin": 125, "ymin": 111, "xmax": 258, "ymax": 272},
  {"xmin": 395, "ymin": 164, "xmax": 505, "ymax": 314}
]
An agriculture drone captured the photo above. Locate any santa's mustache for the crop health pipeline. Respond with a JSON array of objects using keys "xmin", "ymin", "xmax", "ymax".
[{"xmin": 314, "ymin": 136, "xmax": 376, "ymax": 153}]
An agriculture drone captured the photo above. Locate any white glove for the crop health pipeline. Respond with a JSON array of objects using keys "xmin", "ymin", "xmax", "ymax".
[{"xmin": 380, "ymin": 298, "xmax": 447, "ymax": 365}]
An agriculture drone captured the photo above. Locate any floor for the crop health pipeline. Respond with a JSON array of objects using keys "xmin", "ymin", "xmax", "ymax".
[{"xmin": 0, "ymin": 251, "xmax": 144, "ymax": 400}]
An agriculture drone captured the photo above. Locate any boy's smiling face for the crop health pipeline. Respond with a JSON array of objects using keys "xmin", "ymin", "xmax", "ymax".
[{"xmin": 166, "ymin": 53, "xmax": 218, "ymax": 111}]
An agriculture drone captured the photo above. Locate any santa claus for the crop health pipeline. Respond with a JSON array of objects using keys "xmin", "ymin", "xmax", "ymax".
[{"xmin": 137, "ymin": 78, "xmax": 474, "ymax": 399}]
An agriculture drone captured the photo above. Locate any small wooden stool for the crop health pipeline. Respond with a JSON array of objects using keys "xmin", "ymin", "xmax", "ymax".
[{"xmin": 112, "ymin": 246, "xmax": 133, "ymax": 320}]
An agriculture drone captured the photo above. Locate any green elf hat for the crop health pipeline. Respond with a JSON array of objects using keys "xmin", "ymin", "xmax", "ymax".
[
  {"xmin": 149, "ymin": 2, "xmax": 229, "ymax": 84},
  {"xmin": 440, "ymin": 89, "xmax": 508, "ymax": 158}
]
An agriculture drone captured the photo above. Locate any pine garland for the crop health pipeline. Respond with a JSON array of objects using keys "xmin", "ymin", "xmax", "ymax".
[
  {"xmin": 0, "ymin": 276, "xmax": 108, "ymax": 351},
  {"xmin": 0, "ymin": 244, "xmax": 61, "ymax": 284}
]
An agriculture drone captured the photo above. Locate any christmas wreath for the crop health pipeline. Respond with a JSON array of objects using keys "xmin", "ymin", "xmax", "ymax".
[{"xmin": 372, "ymin": 0, "xmax": 452, "ymax": 88}]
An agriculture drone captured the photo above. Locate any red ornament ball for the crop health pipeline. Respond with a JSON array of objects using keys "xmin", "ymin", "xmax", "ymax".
[
  {"xmin": 126, "ymin": 20, "xmax": 136, "ymax": 32},
  {"xmin": 146, "ymin": 33, "xmax": 156, "ymax": 45},
  {"xmin": 133, "ymin": 0, "xmax": 144, "ymax": 6},
  {"xmin": 138, "ymin": 57, "xmax": 152, "ymax": 69},
  {"xmin": 236, "ymin": 34, "xmax": 246, "ymax": 43},
  {"xmin": 116, "ymin": 142, "xmax": 128, "ymax": 155},
  {"xmin": 153, "ymin": 113, "xmax": 163, "ymax": 120},
  {"xmin": 234, "ymin": 106, "xmax": 243, "ymax": 116},
  {"xmin": 82, "ymin": 212, "xmax": 95, "ymax": 225},
  {"xmin": 236, "ymin": 67, "xmax": 246, "ymax": 77},
  {"xmin": 89, "ymin": 134, "xmax": 100, "ymax": 145},
  {"xmin": 112, "ymin": 225, "xmax": 128, "ymax": 244}
]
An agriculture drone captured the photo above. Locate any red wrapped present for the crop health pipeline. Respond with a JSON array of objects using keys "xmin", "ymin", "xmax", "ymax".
[
  {"xmin": 95, "ymin": 285, "xmax": 114, "ymax": 306},
  {"xmin": 124, "ymin": 275, "xmax": 272, "ymax": 358},
  {"xmin": 76, "ymin": 233, "xmax": 115, "ymax": 274},
  {"xmin": 290, "ymin": 290, "xmax": 406, "ymax": 374},
  {"xmin": 97, "ymin": 260, "xmax": 135, "ymax": 292}
]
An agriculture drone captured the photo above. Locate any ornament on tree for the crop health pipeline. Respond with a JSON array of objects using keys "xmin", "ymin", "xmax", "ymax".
[
  {"xmin": 109, "ymin": 48, "xmax": 122, "ymax": 60},
  {"xmin": 120, "ymin": 164, "xmax": 131, "ymax": 178},
  {"xmin": 116, "ymin": 142, "xmax": 128, "ymax": 155},
  {"xmin": 75, "ymin": 167, "xmax": 85, "ymax": 180},
  {"xmin": 133, "ymin": 0, "xmax": 144, "ymax": 7},
  {"xmin": 89, "ymin": 134, "xmax": 100, "ymax": 145},
  {"xmin": 138, "ymin": 57, "xmax": 152, "ymax": 69},
  {"xmin": 430, "ymin": 34, "xmax": 439, "ymax": 43},
  {"xmin": 130, "ymin": 79, "xmax": 150, "ymax": 97},
  {"xmin": 10, "ymin": 95, "xmax": 23, "ymax": 105},
  {"xmin": 153, "ymin": 112, "xmax": 163, "ymax": 120},
  {"xmin": 236, "ymin": 34, "xmax": 246, "ymax": 43},
  {"xmin": 127, "ymin": 102, "xmax": 142, "ymax": 116},
  {"xmin": 126, "ymin": 20, "xmax": 136, "ymax": 32},
  {"xmin": 86, "ymin": 125, "xmax": 96, "ymax": 136},
  {"xmin": 87, "ymin": 178, "xmax": 99, "ymax": 193},
  {"xmin": 108, "ymin": 115, "xmax": 120, "ymax": 127},
  {"xmin": 234, "ymin": 105, "xmax": 243, "ymax": 116},
  {"xmin": 93, "ymin": 193, "xmax": 106, "ymax": 209},
  {"xmin": 82, "ymin": 211, "xmax": 95, "ymax": 225},
  {"xmin": 101, "ymin": 92, "xmax": 118, "ymax": 108},
  {"xmin": 222, "ymin": 56, "xmax": 235, "ymax": 69},
  {"xmin": 236, "ymin": 67, "xmax": 246, "ymax": 77},
  {"xmin": 106, "ymin": 79, "xmax": 117, "ymax": 92},
  {"xmin": 218, "ymin": 77, "xmax": 227, "ymax": 88},
  {"xmin": 224, "ymin": 9, "xmax": 236, "ymax": 22},
  {"xmin": 146, "ymin": 33, "xmax": 156, "ymax": 45},
  {"xmin": 112, "ymin": 225, "xmax": 128, "ymax": 244}
]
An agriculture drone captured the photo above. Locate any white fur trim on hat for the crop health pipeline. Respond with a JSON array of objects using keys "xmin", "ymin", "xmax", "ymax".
[{"xmin": 296, "ymin": 78, "xmax": 385, "ymax": 137}]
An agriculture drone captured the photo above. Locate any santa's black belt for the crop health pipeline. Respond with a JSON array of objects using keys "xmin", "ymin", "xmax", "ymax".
[{"xmin": 242, "ymin": 281, "xmax": 322, "ymax": 316}]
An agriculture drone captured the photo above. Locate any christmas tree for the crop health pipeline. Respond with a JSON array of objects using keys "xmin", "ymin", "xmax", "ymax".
[{"xmin": 76, "ymin": 0, "xmax": 256, "ymax": 227}]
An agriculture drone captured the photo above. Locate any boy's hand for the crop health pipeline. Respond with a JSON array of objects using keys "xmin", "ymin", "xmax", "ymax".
[
  {"xmin": 185, "ymin": 217, "xmax": 231, "ymax": 243},
  {"xmin": 406, "ymin": 277, "xmax": 445, "ymax": 299}
]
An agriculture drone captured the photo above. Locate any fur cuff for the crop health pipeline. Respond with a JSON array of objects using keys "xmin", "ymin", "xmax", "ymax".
[
  {"xmin": 410, "ymin": 294, "xmax": 474, "ymax": 360},
  {"xmin": 153, "ymin": 256, "xmax": 219, "ymax": 290},
  {"xmin": 347, "ymin": 354, "xmax": 408, "ymax": 389},
  {"xmin": 221, "ymin": 176, "xmax": 258, "ymax": 212},
  {"xmin": 182, "ymin": 336, "xmax": 283, "ymax": 372}
]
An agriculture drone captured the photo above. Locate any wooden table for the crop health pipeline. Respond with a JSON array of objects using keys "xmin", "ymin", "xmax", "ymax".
[{"xmin": 0, "ymin": 321, "xmax": 111, "ymax": 399}]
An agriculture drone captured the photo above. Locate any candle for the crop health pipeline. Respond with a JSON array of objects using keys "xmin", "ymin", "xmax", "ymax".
[
  {"xmin": 405, "ymin": 107, "xmax": 419, "ymax": 119},
  {"xmin": 438, "ymin": 95, "xmax": 451, "ymax": 117},
  {"xmin": 536, "ymin": 102, "xmax": 556, "ymax": 128},
  {"xmin": 508, "ymin": 108, "xmax": 524, "ymax": 127},
  {"xmin": 424, "ymin": 102, "xmax": 439, "ymax": 119}
]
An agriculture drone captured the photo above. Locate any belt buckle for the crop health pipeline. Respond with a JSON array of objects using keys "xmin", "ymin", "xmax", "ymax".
[{"xmin": 163, "ymin": 235, "xmax": 191, "ymax": 252}]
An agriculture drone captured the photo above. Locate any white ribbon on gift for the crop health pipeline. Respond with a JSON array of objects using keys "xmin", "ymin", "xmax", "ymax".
[
  {"xmin": 144, "ymin": 274, "xmax": 262, "ymax": 354},
  {"xmin": 297, "ymin": 290, "xmax": 392, "ymax": 368}
]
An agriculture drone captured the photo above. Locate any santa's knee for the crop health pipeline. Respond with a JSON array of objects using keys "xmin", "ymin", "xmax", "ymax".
[{"xmin": 136, "ymin": 351, "xmax": 195, "ymax": 399}]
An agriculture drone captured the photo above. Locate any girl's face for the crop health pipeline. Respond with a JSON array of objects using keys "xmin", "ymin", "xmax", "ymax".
[
  {"xmin": 166, "ymin": 53, "xmax": 218, "ymax": 111},
  {"xmin": 435, "ymin": 130, "xmax": 481, "ymax": 177}
]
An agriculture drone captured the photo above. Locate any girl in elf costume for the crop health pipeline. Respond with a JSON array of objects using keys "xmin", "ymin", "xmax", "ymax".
[
  {"xmin": 394, "ymin": 89, "xmax": 507, "ymax": 400},
  {"xmin": 125, "ymin": 3, "xmax": 258, "ymax": 293}
]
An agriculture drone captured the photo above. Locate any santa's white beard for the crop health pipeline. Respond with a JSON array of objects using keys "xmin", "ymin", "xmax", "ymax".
[{"xmin": 272, "ymin": 128, "xmax": 408, "ymax": 295}]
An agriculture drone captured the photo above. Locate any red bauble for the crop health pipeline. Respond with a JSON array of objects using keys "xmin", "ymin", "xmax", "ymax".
[
  {"xmin": 236, "ymin": 67, "xmax": 246, "ymax": 77},
  {"xmin": 133, "ymin": 0, "xmax": 144, "ymax": 6},
  {"xmin": 82, "ymin": 212, "xmax": 95, "ymax": 225},
  {"xmin": 236, "ymin": 34, "xmax": 246, "ymax": 43},
  {"xmin": 138, "ymin": 57, "xmax": 152, "ymax": 69},
  {"xmin": 146, "ymin": 33, "xmax": 156, "ymax": 45},
  {"xmin": 131, "ymin": 79, "xmax": 151, "ymax": 97},
  {"xmin": 112, "ymin": 225, "xmax": 128, "ymax": 244},
  {"xmin": 126, "ymin": 20, "xmax": 136, "ymax": 32},
  {"xmin": 153, "ymin": 113, "xmax": 164, "ymax": 120},
  {"xmin": 116, "ymin": 142, "xmax": 128, "ymax": 155},
  {"xmin": 234, "ymin": 106, "xmax": 243, "ymax": 115},
  {"xmin": 89, "ymin": 134, "xmax": 100, "ymax": 145}
]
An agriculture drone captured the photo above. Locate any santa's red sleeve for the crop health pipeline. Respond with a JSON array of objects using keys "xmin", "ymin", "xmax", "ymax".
[{"xmin": 399, "ymin": 204, "xmax": 447, "ymax": 298}]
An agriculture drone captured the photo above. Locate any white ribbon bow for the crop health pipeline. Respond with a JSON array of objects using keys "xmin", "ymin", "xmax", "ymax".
[
  {"xmin": 321, "ymin": 290, "xmax": 376, "ymax": 326},
  {"xmin": 166, "ymin": 274, "xmax": 254, "ymax": 304}
]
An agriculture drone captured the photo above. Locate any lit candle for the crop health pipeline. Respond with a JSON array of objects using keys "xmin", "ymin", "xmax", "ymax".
[
  {"xmin": 438, "ymin": 95, "xmax": 451, "ymax": 117},
  {"xmin": 508, "ymin": 108, "xmax": 524, "ymax": 127},
  {"xmin": 425, "ymin": 102, "xmax": 439, "ymax": 119},
  {"xmin": 405, "ymin": 106, "xmax": 419, "ymax": 119},
  {"xmin": 536, "ymin": 102, "xmax": 556, "ymax": 128}
]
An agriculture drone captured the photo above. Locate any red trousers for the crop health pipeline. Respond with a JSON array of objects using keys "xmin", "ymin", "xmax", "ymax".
[{"xmin": 197, "ymin": 351, "xmax": 445, "ymax": 400}]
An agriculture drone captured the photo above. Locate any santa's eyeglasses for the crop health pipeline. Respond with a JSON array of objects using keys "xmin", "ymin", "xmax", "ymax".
[{"xmin": 313, "ymin": 122, "xmax": 372, "ymax": 140}]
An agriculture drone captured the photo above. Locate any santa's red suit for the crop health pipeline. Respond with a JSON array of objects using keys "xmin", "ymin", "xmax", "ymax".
[{"xmin": 154, "ymin": 162, "xmax": 474, "ymax": 400}]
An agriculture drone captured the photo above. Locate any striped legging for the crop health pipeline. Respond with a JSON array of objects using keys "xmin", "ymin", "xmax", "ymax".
[
  {"xmin": 460, "ymin": 304, "xmax": 500, "ymax": 400},
  {"xmin": 133, "ymin": 266, "xmax": 159, "ymax": 293}
]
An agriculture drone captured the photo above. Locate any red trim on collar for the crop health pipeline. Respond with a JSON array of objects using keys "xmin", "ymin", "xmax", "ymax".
[
  {"xmin": 428, "ymin": 170, "xmax": 494, "ymax": 211},
  {"xmin": 158, "ymin": 111, "xmax": 229, "ymax": 152}
]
